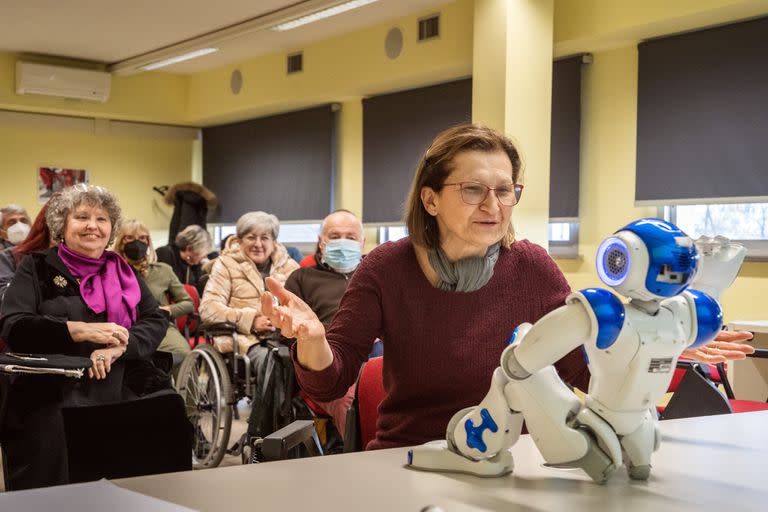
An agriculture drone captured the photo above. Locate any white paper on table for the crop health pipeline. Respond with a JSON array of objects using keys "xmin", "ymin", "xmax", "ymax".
[{"xmin": 0, "ymin": 478, "xmax": 198, "ymax": 512}]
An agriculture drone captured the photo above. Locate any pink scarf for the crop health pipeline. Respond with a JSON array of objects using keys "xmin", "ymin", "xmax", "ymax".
[{"xmin": 57, "ymin": 243, "xmax": 141, "ymax": 329}]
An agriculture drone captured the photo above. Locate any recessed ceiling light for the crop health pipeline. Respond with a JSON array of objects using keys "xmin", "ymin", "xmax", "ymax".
[
  {"xmin": 141, "ymin": 48, "xmax": 219, "ymax": 71},
  {"xmin": 271, "ymin": 0, "xmax": 379, "ymax": 32}
]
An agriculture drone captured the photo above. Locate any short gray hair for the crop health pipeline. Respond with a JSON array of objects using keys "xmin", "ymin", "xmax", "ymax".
[
  {"xmin": 175, "ymin": 225, "xmax": 211, "ymax": 255},
  {"xmin": 1, "ymin": 204, "xmax": 29, "ymax": 223},
  {"xmin": 236, "ymin": 211, "xmax": 280, "ymax": 239},
  {"xmin": 46, "ymin": 184, "xmax": 122, "ymax": 244}
]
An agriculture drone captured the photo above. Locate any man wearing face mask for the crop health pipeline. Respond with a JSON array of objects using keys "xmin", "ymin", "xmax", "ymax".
[
  {"xmin": 283, "ymin": 209, "xmax": 367, "ymax": 438},
  {"xmin": 0, "ymin": 205, "xmax": 31, "ymax": 249}
]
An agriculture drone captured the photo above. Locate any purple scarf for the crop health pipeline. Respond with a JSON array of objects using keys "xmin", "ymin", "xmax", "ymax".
[{"xmin": 57, "ymin": 243, "xmax": 141, "ymax": 329}]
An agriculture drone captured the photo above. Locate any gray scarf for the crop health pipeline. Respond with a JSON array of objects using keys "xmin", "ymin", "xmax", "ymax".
[{"xmin": 427, "ymin": 242, "xmax": 501, "ymax": 292}]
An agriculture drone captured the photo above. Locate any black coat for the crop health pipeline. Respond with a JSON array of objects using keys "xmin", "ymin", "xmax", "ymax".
[{"xmin": 0, "ymin": 247, "xmax": 167, "ymax": 404}]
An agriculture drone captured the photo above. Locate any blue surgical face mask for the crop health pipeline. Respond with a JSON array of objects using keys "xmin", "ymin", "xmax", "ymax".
[{"xmin": 323, "ymin": 238, "xmax": 362, "ymax": 273}]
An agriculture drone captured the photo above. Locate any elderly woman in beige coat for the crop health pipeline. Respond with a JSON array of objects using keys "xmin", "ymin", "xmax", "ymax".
[{"xmin": 200, "ymin": 211, "xmax": 299, "ymax": 353}]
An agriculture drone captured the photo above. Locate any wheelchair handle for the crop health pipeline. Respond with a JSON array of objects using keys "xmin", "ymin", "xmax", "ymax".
[{"xmin": 202, "ymin": 322, "xmax": 238, "ymax": 336}]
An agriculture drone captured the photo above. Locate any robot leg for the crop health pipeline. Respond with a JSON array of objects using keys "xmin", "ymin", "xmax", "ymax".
[
  {"xmin": 619, "ymin": 409, "xmax": 659, "ymax": 480},
  {"xmin": 408, "ymin": 367, "xmax": 521, "ymax": 477},
  {"xmin": 504, "ymin": 364, "xmax": 619, "ymax": 484}
]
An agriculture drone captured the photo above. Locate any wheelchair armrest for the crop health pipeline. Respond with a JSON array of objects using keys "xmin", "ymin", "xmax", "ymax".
[
  {"xmin": 747, "ymin": 348, "xmax": 768, "ymax": 359},
  {"xmin": 261, "ymin": 420, "xmax": 323, "ymax": 461},
  {"xmin": 202, "ymin": 322, "xmax": 238, "ymax": 336}
]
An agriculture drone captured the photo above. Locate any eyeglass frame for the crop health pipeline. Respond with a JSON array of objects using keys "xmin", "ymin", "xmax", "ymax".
[{"xmin": 441, "ymin": 181, "xmax": 524, "ymax": 206}]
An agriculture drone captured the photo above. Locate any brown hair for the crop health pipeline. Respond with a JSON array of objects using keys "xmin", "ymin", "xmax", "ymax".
[
  {"xmin": 13, "ymin": 201, "xmax": 53, "ymax": 264},
  {"xmin": 404, "ymin": 123, "xmax": 523, "ymax": 250}
]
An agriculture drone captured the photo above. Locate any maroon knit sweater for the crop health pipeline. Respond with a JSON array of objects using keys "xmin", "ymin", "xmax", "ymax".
[{"xmin": 294, "ymin": 237, "xmax": 589, "ymax": 450}]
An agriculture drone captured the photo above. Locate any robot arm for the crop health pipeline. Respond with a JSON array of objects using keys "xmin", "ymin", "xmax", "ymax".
[
  {"xmin": 503, "ymin": 301, "xmax": 593, "ymax": 378},
  {"xmin": 409, "ymin": 301, "xmax": 617, "ymax": 479},
  {"xmin": 688, "ymin": 236, "xmax": 746, "ymax": 301}
]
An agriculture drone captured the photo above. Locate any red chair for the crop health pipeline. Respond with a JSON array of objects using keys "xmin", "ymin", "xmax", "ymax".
[
  {"xmin": 344, "ymin": 356, "xmax": 384, "ymax": 452},
  {"xmin": 660, "ymin": 354, "xmax": 768, "ymax": 419},
  {"xmin": 175, "ymin": 284, "xmax": 203, "ymax": 348}
]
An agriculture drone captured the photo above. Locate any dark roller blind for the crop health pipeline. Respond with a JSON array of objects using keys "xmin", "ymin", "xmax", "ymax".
[
  {"xmin": 550, "ymin": 56, "xmax": 583, "ymax": 220},
  {"xmin": 203, "ymin": 105, "xmax": 335, "ymax": 222},
  {"xmin": 636, "ymin": 16, "xmax": 768, "ymax": 205},
  {"xmin": 362, "ymin": 79, "xmax": 472, "ymax": 223}
]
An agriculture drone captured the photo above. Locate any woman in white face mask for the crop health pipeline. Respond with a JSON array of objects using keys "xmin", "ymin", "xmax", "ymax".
[
  {"xmin": 0, "ymin": 203, "xmax": 54, "ymax": 306},
  {"xmin": 0, "ymin": 205, "xmax": 31, "ymax": 248},
  {"xmin": 6, "ymin": 221, "xmax": 31, "ymax": 245}
]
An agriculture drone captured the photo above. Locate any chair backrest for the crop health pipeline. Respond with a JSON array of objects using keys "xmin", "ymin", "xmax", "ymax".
[
  {"xmin": 176, "ymin": 284, "xmax": 200, "ymax": 342},
  {"xmin": 660, "ymin": 364, "xmax": 733, "ymax": 420},
  {"xmin": 344, "ymin": 356, "xmax": 384, "ymax": 452},
  {"xmin": 62, "ymin": 391, "xmax": 192, "ymax": 482}
]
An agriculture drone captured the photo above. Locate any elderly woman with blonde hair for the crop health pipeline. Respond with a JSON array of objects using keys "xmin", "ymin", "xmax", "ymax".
[
  {"xmin": 114, "ymin": 219, "xmax": 193, "ymax": 354},
  {"xmin": 199, "ymin": 211, "xmax": 299, "ymax": 354}
]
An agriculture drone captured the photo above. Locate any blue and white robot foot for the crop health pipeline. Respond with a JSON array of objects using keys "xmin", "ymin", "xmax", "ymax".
[{"xmin": 407, "ymin": 440, "xmax": 514, "ymax": 477}]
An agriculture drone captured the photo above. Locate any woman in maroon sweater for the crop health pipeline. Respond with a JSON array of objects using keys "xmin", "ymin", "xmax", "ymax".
[{"xmin": 263, "ymin": 124, "xmax": 753, "ymax": 450}]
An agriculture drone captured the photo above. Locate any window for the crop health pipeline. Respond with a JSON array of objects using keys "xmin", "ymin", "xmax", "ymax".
[
  {"xmin": 377, "ymin": 225, "xmax": 408, "ymax": 244},
  {"xmin": 663, "ymin": 203, "xmax": 768, "ymax": 260},
  {"xmin": 548, "ymin": 222, "xmax": 579, "ymax": 259},
  {"xmin": 211, "ymin": 222, "xmax": 321, "ymax": 255}
]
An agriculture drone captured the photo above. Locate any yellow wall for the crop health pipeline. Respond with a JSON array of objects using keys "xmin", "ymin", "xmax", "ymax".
[
  {"xmin": 186, "ymin": 0, "xmax": 474, "ymax": 126},
  {"xmin": 0, "ymin": 53, "xmax": 190, "ymax": 125},
  {"xmin": 553, "ymin": 0, "xmax": 768, "ymax": 56},
  {"xmin": 0, "ymin": 121, "xmax": 194, "ymax": 230}
]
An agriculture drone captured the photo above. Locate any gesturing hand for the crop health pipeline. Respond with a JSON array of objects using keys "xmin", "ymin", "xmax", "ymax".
[
  {"xmin": 260, "ymin": 277, "xmax": 326, "ymax": 345},
  {"xmin": 88, "ymin": 345, "xmax": 127, "ymax": 380},
  {"xmin": 68, "ymin": 321, "xmax": 129, "ymax": 346},
  {"xmin": 681, "ymin": 330, "xmax": 755, "ymax": 364}
]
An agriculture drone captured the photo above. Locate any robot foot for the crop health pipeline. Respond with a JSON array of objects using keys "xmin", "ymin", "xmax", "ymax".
[
  {"xmin": 547, "ymin": 435, "xmax": 617, "ymax": 484},
  {"xmin": 407, "ymin": 440, "xmax": 514, "ymax": 478},
  {"xmin": 627, "ymin": 463, "xmax": 651, "ymax": 480}
]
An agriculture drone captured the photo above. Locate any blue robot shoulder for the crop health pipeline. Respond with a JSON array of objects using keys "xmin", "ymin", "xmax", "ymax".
[
  {"xmin": 683, "ymin": 289, "xmax": 723, "ymax": 348},
  {"xmin": 566, "ymin": 288, "xmax": 626, "ymax": 349}
]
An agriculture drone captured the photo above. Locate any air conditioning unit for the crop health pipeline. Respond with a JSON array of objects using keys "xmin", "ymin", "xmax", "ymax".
[{"xmin": 16, "ymin": 61, "xmax": 112, "ymax": 103}]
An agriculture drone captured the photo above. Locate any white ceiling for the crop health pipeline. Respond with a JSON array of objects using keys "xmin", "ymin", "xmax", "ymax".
[{"xmin": 0, "ymin": 0, "xmax": 450, "ymax": 74}]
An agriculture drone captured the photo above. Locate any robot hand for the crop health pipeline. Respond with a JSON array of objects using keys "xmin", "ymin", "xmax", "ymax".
[
  {"xmin": 689, "ymin": 236, "xmax": 746, "ymax": 300},
  {"xmin": 407, "ymin": 368, "xmax": 521, "ymax": 477}
]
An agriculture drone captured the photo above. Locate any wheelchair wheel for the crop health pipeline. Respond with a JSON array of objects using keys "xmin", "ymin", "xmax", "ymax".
[{"xmin": 176, "ymin": 343, "xmax": 233, "ymax": 469}]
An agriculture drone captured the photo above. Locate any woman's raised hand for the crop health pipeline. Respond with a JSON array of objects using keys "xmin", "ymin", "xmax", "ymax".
[
  {"xmin": 261, "ymin": 277, "xmax": 332, "ymax": 371},
  {"xmin": 67, "ymin": 321, "xmax": 129, "ymax": 346},
  {"xmin": 681, "ymin": 330, "xmax": 755, "ymax": 363}
]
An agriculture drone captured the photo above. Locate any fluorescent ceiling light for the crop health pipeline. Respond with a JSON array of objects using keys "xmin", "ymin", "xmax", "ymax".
[
  {"xmin": 271, "ymin": 0, "xmax": 379, "ymax": 31},
  {"xmin": 141, "ymin": 48, "xmax": 219, "ymax": 71}
]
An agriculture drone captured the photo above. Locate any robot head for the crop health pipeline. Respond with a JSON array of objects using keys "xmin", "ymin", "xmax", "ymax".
[{"xmin": 596, "ymin": 218, "xmax": 698, "ymax": 301}]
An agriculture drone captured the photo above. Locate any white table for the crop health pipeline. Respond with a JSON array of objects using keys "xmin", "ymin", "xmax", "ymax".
[
  {"xmin": 728, "ymin": 321, "xmax": 768, "ymax": 402},
  {"xmin": 115, "ymin": 411, "xmax": 768, "ymax": 512}
]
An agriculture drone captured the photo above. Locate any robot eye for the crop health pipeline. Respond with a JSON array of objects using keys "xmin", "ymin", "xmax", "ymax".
[
  {"xmin": 596, "ymin": 237, "xmax": 631, "ymax": 286},
  {"xmin": 603, "ymin": 244, "xmax": 629, "ymax": 280}
]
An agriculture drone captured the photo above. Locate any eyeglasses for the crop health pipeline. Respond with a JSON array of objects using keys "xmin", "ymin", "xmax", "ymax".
[
  {"xmin": 442, "ymin": 182, "xmax": 524, "ymax": 206},
  {"xmin": 243, "ymin": 234, "xmax": 274, "ymax": 244}
]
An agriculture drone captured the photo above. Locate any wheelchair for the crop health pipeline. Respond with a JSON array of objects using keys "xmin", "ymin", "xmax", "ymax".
[{"xmin": 175, "ymin": 323, "xmax": 328, "ymax": 469}]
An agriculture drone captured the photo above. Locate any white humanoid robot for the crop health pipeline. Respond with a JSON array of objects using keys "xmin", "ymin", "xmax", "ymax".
[{"xmin": 408, "ymin": 218, "xmax": 746, "ymax": 483}]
